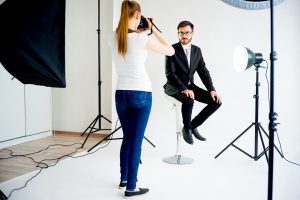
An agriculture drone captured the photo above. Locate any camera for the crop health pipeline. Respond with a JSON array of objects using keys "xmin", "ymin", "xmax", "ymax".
[{"xmin": 137, "ymin": 15, "xmax": 152, "ymax": 30}]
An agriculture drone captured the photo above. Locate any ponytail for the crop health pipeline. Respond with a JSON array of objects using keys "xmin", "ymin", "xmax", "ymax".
[{"xmin": 115, "ymin": 0, "xmax": 141, "ymax": 57}]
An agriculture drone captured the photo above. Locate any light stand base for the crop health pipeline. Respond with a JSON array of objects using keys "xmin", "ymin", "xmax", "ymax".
[
  {"xmin": 81, "ymin": 114, "xmax": 111, "ymax": 148},
  {"xmin": 215, "ymin": 122, "xmax": 283, "ymax": 161},
  {"xmin": 87, "ymin": 126, "xmax": 155, "ymax": 153}
]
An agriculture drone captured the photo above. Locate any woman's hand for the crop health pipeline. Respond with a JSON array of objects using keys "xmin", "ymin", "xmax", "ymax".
[
  {"xmin": 145, "ymin": 17, "xmax": 153, "ymax": 31},
  {"xmin": 136, "ymin": 17, "xmax": 152, "ymax": 33}
]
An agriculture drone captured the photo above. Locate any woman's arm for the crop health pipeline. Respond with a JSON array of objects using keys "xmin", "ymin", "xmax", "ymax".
[{"xmin": 144, "ymin": 19, "xmax": 175, "ymax": 56}]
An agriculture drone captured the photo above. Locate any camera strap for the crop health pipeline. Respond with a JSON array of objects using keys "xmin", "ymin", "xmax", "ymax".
[{"xmin": 148, "ymin": 22, "xmax": 162, "ymax": 36}]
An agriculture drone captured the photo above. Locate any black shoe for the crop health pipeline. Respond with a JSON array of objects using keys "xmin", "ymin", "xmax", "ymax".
[
  {"xmin": 192, "ymin": 128, "xmax": 206, "ymax": 141},
  {"xmin": 182, "ymin": 128, "xmax": 194, "ymax": 145},
  {"xmin": 119, "ymin": 181, "xmax": 127, "ymax": 189},
  {"xmin": 124, "ymin": 188, "xmax": 149, "ymax": 198}
]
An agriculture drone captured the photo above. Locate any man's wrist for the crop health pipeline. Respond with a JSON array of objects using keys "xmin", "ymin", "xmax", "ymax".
[{"xmin": 181, "ymin": 89, "xmax": 188, "ymax": 93}]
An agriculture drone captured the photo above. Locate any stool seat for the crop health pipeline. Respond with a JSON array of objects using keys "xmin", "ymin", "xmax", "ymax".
[{"xmin": 163, "ymin": 93, "xmax": 193, "ymax": 165}]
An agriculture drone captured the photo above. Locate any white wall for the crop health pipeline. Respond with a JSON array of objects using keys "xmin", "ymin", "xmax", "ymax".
[
  {"xmin": 52, "ymin": 0, "xmax": 113, "ymax": 132},
  {"xmin": 0, "ymin": 65, "xmax": 25, "ymax": 141},
  {"xmin": 0, "ymin": 64, "xmax": 53, "ymax": 148}
]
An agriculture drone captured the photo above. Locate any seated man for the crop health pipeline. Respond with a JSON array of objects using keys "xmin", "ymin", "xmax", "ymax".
[{"xmin": 164, "ymin": 20, "xmax": 222, "ymax": 145}]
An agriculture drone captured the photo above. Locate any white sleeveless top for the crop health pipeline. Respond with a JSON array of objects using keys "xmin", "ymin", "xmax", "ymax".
[{"xmin": 110, "ymin": 32, "xmax": 151, "ymax": 92}]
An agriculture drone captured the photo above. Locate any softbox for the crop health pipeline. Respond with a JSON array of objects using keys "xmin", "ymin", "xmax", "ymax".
[{"xmin": 0, "ymin": 0, "xmax": 66, "ymax": 87}]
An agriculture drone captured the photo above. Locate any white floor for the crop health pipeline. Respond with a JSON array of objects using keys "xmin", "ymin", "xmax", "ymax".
[{"xmin": 1, "ymin": 129, "xmax": 299, "ymax": 200}]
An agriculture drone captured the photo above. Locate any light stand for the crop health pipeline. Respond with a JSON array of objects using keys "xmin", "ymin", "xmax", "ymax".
[
  {"xmin": 268, "ymin": 0, "xmax": 279, "ymax": 199},
  {"xmin": 215, "ymin": 63, "xmax": 282, "ymax": 161},
  {"xmin": 81, "ymin": 0, "xmax": 111, "ymax": 148},
  {"xmin": 216, "ymin": 1, "xmax": 284, "ymax": 199}
]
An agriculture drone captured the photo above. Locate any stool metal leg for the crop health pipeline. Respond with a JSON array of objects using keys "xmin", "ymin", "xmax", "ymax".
[
  {"xmin": 163, "ymin": 102, "xmax": 193, "ymax": 165},
  {"xmin": 175, "ymin": 132, "xmax": 182, "ymax": 155},
  {"xmin": 163, "ymin": 133, "xmax": 194, "ymax": 165}
]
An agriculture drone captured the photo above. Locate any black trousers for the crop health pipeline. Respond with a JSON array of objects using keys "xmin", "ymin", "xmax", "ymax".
[{"xmin": 171, "ymin": 84, "xmax": 221, "ymax": 130}]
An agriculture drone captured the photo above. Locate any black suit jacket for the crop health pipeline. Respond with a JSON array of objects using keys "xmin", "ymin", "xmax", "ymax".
[{"xmin": 164, "ymin": 42, "xmax": 215, "ymax": 95}]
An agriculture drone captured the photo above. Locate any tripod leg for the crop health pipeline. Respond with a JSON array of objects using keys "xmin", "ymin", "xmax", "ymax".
[
  {"xmin": 100, "ymin": 115, "xmax": 112, "ymax": 123},
  {"xmin": 81, "ymin": 116, "xmax": 99, "ymax": 136},
  {"xmin": 215, "ymin": 123, "xmax": 254, "ymax": 159},
  {"xmin": 257, "ymin": 126, "xmax": 269, "ymax": 162},
  {"xmin": 88, "ymin": 126, "xmax": 122, "ymax": 152},
  {"xmin": 81, "ymin": 116, "xmax": 99, "ymax": 148},
  {"xmin": 0, "ymin": 190, "xmax": 8, "ymax": 200},
  {"xmin": 259, "ymin": 124, "xmax": 284, "ymax": 158},
  {"xmin": 143, "ymin": 136, "xmax": 155, "ymax": 148}
]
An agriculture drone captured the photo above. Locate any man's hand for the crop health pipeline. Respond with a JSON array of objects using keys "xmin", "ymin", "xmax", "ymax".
[
  {"xmin": 210, "ymin": 91, "xmax": 222, "ymax": 104},
  {"xmin": 182, "ymin": 89, "xmax": 195, "ymax": 99}
]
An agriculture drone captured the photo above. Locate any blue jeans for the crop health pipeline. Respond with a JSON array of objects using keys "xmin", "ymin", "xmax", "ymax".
[{"xmin": 115, "ymin": 90, "xmax": 152, "ymax": 191}]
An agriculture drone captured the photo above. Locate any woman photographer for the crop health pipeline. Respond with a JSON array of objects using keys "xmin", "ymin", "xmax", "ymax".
[{"xmin": 110, "ymin": 0, "xmax": 174, "ymax": 198}]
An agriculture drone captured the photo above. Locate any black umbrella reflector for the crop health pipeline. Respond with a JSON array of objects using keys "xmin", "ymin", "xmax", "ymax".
[{"xmin": 0, "ymin": 0, "xmax": 66, "ymax": 87}]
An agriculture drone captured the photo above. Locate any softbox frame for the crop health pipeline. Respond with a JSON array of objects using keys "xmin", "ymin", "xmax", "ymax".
[{"xmin": 0, "ymin": 0, "xmax": 66, "ymax": 87}]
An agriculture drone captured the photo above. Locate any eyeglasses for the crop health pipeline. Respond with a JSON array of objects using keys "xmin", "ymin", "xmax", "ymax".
[{"xmin": 178, "ymin": 31, "xmax": 193, "ymax": 36}]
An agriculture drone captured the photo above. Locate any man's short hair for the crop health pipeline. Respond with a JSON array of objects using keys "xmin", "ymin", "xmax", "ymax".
[{"xmin": 177, "ymin": 21, "xmax": 194, "ymax": 31}]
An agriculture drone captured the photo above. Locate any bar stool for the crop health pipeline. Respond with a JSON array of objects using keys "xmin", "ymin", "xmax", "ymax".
[{"xmin": 163, "ymin": 93, "xmax": 194, "ymax": 165}]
